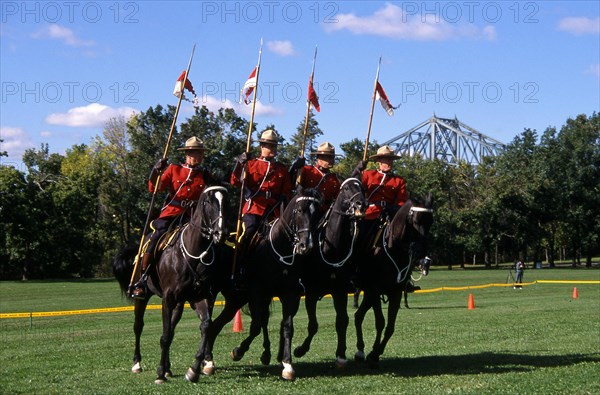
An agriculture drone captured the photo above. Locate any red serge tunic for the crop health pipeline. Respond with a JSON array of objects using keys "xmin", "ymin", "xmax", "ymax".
[
  {"xmin": 298, "ymin": 165, "xmax": 341, "ymax": 210},
  {"xmin": 148, "ymin": 164, "xmax": 208, "ymax": 219},
  {"xmin": 361, "ymin": 169, "xmax": 408, "ymax": 220},
  {"xmin": 230, "ymin": 158, "xmax": 292, "ymax": 217}
]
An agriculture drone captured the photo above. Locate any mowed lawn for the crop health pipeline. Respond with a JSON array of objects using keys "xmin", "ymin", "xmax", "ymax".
[{"xmin": 1, "ymin": 267, "xmax": 599, "ymax": 394}]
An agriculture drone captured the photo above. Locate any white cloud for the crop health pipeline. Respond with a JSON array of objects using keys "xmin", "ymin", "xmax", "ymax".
[
  {"xmin": 40, "ymin": 130, "xmax": 53, "ymax": 138},
  {"xmin": 558, "ymin": 17, "xmax": 600, "ymax": 35},
  {"xmin": 245, "ymin": 100, "xmax": 283, "ymax": 117},
  {"xmin": 45, "ymin": 103, "xmax": 138, "ymax": 127},
  {"xmin": 199, "ymin": 95, "xmax": 283, "ymax": 117},
  {"xmin": 324, "ymin": 3, "xmax": 495, "ymax": 41},
  {"xmin": 31, "ymin": 24, "xmax": 95, "ymax": 47},
  {"xmin": 0, "ymin": 126, "xmax": 34, "ymax": 160},
  {"xmin": 587, "ymin": 64, "xmax": 600, "ymax": 79},
  {"xmin": 267, "ymin": 40, "xmax": 297, "ymax": 56}
]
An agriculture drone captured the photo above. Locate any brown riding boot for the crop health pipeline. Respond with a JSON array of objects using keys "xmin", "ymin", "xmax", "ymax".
[{"xmin": 132, "ymin": 253, "xmax": 153, "ymax": 299}]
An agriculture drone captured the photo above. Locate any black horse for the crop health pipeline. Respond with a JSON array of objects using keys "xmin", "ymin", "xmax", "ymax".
[
  {"xmin": 354, "ymin": 193, "xmax": 434, "ymax": 368},
  {"xmin": 186, "ymin": 187, "xmax": 323, "ymax": 382},
  {"xmin": 113, "ymin": 186, "xmax": 230, "ymax": 383},
  {"xmin": 293, "ymin": 177, "xmax": 366, "ymax": 367}
]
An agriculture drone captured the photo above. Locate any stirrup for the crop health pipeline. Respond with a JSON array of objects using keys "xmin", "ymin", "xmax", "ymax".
[
  {"xmin": 130, "ymin": 277, "xmax": 147, "ymax": 299},
  {"xmin": 131, "ymin": 285, "xmax": 146, "ymax": 299}
]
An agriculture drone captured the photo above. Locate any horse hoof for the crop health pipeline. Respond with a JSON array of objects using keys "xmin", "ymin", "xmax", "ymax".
[
  {"xmin": 354, "ymin": 351, "xmax": 365, "ymax": 362},
  {"xmin": 366, "ymin": 353, "xmax": 380, "ymax": 369},
  {"xmin": 165, "ymin": 370, "xmax": 173, "ymax": 378},
  {"xmin": 154, "ymin": 378, "xmax": 167, "ymax": 385},
  {"xmin": 260, "ymin": 352, "xmax": 271, "ymax": 366},
  {"xmin": 131, "ymin": 362, "xmax": 142, "ymax": 373},
  {"xmin": 230, "ymin": 347, "xmax": 243, "ymax": 362},
  {"xmin": 202, "ymin": 360, "xmax": 215, "ymax": 376},
  {"xmin": 293, "ymin": 346, "xmax": 306, "ymax": 358},
  {"xmin": 185, "ymin": 367, "xmax": 200, "ymax": 383},
  {"xmin": 281, "ymin": 362, "xmax": 295, "ymax": 381},
  {"xmin": 335, "ymin": 357, "xmax": 348, "ymax": 369}
]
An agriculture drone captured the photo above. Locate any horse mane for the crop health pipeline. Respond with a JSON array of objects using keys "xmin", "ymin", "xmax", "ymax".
[
  {"xmin": 290, "ymin": 186, "xmax": 323, "ymax": 207},
  {"xmin": 299, "ymin": 186, "xmax": 323, "ymax": 199},
  {"xmin": 387, "ymin": 200, "xmax": 413, "ymax": 250},
  {"xmin": 387, "ymin": 193, "xmax": 434, "ymax": 250}
]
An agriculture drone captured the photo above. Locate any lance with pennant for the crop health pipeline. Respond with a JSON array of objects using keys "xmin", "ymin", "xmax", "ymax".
[
  {"xmin": 232, "ymin": 38, "xmax": 263, "ymax": 279},
  {"xmin": 300, "ymin": 45, "xmax": 318, "ymax": 157},
  {"xmin": 363, "ymin": 56, "xmax": 381, "ymax": 161},
  {"xmin": 127, "ymin": 43, "xmax": 196, "ymax": 297}
]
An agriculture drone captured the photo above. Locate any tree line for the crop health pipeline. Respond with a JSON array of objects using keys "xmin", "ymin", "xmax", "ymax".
[{"xmin": 1, "ymin": 106, "xmax": 598, "ymax": 280}]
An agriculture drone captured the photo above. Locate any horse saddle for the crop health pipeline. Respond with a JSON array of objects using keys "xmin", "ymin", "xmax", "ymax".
[
  {"xmin": 369, "ymin": 218, "xmax": 388, "ymax": 252},
  {"xmin": 153, "ymin": 226, "xmax": 182, "ymax": 256}
]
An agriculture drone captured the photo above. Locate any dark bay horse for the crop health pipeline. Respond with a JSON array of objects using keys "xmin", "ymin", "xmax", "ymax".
[
  {"xmin": 186, "ymin": 187, "xmax": 323, "ymax": 382},
  {"xmin": 113, "ymin": 186, "xmax": 230, "ymax": 383},
  {"xmin": 354, "ymin": 193, "xmax": 434, "ymax": 368},
  {"xmin": 293, "ymin": 177, "xmax": 366, "ymax": 368}
]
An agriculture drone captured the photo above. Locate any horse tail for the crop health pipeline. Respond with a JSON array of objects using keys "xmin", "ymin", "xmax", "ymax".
[{"xmin": 112, "ymin": 245, "xmax": 137, "ymax": 297}]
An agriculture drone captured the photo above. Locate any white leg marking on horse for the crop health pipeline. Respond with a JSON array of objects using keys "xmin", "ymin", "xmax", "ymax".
[
  {"xmin": 335, "ymin": 357, "xmax": 348, "ymax": 369},
  {"xmin": 281, "ymin": 362, "xmax": 295, "ymax": 380},
  {"xmin": 131, "ymin": 362, "xmax": 142, "ymax": 373},
  {"xmin": 202, "ymin": 360, "xmax": 215, "ymax": 376}
]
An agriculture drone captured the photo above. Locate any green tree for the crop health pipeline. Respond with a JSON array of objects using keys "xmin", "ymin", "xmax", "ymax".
[
  {"xmin": 280, "ymin": 110, "xmax": 323, "ymax": 165},
  {"xmin": 334, "ymin": 138, "xmax": 379, "ymax": 178},
  {"xmin": 555, "ymin": 113, "xmax": 600, "ymax": 266},
  {"xmin": 180, "ymin": 106, "xmax": 250, "ymax": 181},
  {"xmin": 0, "ymin": 166, "xmax": 37, "ymax": 279}
]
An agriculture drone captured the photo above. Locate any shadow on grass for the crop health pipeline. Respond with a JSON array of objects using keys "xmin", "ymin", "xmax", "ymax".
[{"xmin": 289, "ymin": 351, "xmax": 600, "ymax": 378}]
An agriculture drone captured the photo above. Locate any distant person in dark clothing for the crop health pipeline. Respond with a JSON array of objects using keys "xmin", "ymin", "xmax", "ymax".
[{"xmin": 514, "ymin": 260, "xmax": 524, "ymax": 289}]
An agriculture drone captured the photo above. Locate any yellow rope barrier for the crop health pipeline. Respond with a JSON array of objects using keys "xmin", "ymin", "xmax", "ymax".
[{"xmin": 1, "ymin": 280, "xmax": 597, "ymax": 319}]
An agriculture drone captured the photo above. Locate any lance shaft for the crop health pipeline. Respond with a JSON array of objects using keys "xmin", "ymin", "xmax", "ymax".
[
  {"xmin": 363, "ymin": 57, "xmax": 381, "ymax": 162},
  {"xmin": 232, "ymin": 39, "xmax": 263, "ymax": 278},
  {"xmin": 127, "ymin": 44, "xmax": 196, "ymax": 295}
]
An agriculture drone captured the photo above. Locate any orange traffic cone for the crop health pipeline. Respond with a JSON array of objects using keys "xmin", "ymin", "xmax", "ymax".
[
  {"xmin": 467, "ymin": 293, "xmax": 475, "ymax": 310},
  {"xmin": 572, "ymin": 287, "xmax": 579, "ymax": 299},
  {"xmin": 233, "ymin": 309, "xmax": 243, "ymax": 333}
]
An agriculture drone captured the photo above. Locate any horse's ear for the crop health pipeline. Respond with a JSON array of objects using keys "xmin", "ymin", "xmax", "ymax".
[
  {"xmin": 427, "ymin": 192, "xmax": 433, "ymax": 208},
  {"xmin": 295, "ymin": 184, "xmax": 304, "ymax": 195}
]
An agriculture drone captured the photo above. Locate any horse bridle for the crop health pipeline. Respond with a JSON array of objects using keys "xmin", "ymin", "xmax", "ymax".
[
  {"xmin": 269, "ymin": 195, "xmax": 321, "ymax": 266},
  {"xmin": 332, "ymin": 178, "xmax": 364, "ymax": 217},
  {"xmin": 180, "ymin": 186, "xmax": 227, "ymax": 266},
  {"xmin": 382, "ymin": 203, "xmax": 434, "ymax": 283}
]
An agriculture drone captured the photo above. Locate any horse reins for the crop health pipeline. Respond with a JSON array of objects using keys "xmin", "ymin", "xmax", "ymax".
[
  {"xmin": 318, "ymin": 178, "xmax": 363, "ymax": 267},
  {"xmin": 269, "ymin": 195, "xmax": 320, "ymax": 266}
]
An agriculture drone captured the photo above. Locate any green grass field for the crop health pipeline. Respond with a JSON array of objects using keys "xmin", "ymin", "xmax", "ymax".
[{"xmin": 1, "ymin": 267, "xmax": 599, "ymax": 394}]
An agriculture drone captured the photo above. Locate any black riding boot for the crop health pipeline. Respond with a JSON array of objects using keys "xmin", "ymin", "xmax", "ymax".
[{"xmin": 132, "ymin": 253, "xmax": 153, "ymax": 299}]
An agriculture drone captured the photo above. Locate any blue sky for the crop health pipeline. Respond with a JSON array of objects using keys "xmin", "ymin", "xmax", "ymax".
[{"xmin": 1, "ymin": 1, "xmax": 599, "ymax": 169}]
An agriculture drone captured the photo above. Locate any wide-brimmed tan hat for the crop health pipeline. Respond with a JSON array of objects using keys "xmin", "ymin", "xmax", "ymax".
[
  {"xmin": 258, "ymin": 129, "xmax": 280, "ymax": 144},
  {"xmin": 177, "ymin": 136, "xmax": 206, "ymax": 151},
  {"xmin": 369, "ymin": 145, "xmax": 401, "ymax": 160},
  {"xmin": 311, "ymin": 141, "xmax": 335, "ymax": 156}
]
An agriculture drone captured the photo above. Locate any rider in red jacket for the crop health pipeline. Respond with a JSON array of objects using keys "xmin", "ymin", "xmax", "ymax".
[
  {"xmin": 293, "ymin": 141, "xmax": 341, "ymax": 212},
  {"xmin": 230, "ymin": 129, "xmax": 292, "ymax": 244},
  {"xmin": 352, "ymin": 145, "xmax": 408, "ymax": 248},
  {"xmin": 132, "ymin": 136, "xmax": 215, "ymax": 299}
]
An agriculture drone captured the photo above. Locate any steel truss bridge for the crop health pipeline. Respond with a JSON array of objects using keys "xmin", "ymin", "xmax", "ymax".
[{"xmin": 382, "ymin": 115, "xmax": 506, "ymax": 165}]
